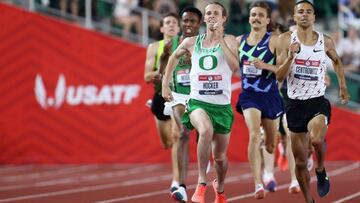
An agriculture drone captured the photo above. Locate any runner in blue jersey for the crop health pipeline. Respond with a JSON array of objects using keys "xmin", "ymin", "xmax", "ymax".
[{"xmin": 235, "ymin": 1, "xmax": 283, "ymax": 199}]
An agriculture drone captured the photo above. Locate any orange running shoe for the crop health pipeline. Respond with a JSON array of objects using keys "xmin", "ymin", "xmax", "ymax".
[
  {"xmin": 191, "ymin": 184, "xmax": 206, "ymax": 203},
  {"xmin": 212, "ymin": 179, "xmax": 227, "ymax": 203}
]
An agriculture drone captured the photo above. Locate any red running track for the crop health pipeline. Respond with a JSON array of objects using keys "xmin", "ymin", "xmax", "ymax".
[{"xmin": 0, "ymin": 161, "xmax": 359, "ymax": 203}]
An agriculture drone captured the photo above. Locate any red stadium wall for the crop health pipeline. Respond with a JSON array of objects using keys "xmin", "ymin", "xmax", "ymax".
[{"xmin": 0, "ymin": 3, "xmax": 359, "ymax": 164}]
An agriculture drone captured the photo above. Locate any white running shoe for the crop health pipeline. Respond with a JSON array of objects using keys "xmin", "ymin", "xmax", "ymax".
[
  {"xmin": 171, "ymin": 186, "xmax": 188, "ymax": 202},
  {"xmin": 262, "ymin": 170, "xmax": 277, "ymax": 192},
  {"xmin": 170, "ymin": 180, "xmax": 179, "ymax": 194},
  {"xmin": 288, "ymin": 180, "xmax": 301, "ymax": 194},
  {"xmin": 254, "ymin": 184, "xmax": 265, "ymax": 199},
  {"xmin": 145, "ymin": 99, "xmax": 152, "ymax": 108}
]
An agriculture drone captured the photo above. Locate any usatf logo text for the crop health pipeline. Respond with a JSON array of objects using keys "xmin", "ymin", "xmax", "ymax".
[{"xmin": 34, "ymin": 74, "xmax": 140, "ymax": 109}]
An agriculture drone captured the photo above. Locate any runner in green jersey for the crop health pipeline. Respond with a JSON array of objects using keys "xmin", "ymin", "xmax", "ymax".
[
  {"xmin": 158, "ymin": 6, "xmax": 202, "ymax": 202},
  {"xmin": 143, "ymin": 13, "xmax": 180, "ymax": 194},
  {"xmin": 162, "ymin": 3, "xmax": 239, "ymax": 203}
]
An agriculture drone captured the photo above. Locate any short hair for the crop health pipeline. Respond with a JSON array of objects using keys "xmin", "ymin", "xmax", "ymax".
[
  {"xmin": 249, "ymin": 1, "xmax": 272, "ymax": 18},
  {"xmin": 180, "ymin": 6, "xmax": 203, "ymax": 21},
  {"xmin": 160, "ymin": 12, "xmax": 180, "ymax": 27},
  {"xmin": 295, "ymin": 0, "xmax": 314, "ymax": 9},
  {"xmin": 205, "ymin": 2, "xmax": 227, "ymax": 17}
]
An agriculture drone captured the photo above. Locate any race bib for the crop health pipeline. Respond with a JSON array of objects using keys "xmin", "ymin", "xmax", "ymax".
[
  {"xmin": 294, "ymin": 59, "xmax": 320, "ymax": 81},
  {"xmin": 198, "ymin": 75, "xmax": 222, "ymax": 95},
  {"xmin": 243, "ymin": 60, "xmax": 262, "ymax": 77},
  {"xmin": 176, "ymin": 69, "xmax": 190, "ymax": 84}
]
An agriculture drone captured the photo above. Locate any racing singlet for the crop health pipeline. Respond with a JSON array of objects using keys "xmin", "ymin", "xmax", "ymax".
[
  {"xmin": 190, "ymin": 34, "xmax": 233, "ymax": 105},
  {"xmin": 288, "ymin": 31, "xmax": 327, "ymax": 100},
  {"xmin": 171, "ymin": 36, "xmax": 191, "ymax": 94},
  {"xmin": 153, "ymin": 40, "xmax": 164, "ymax": 94},
  {"xmin": 239, "ymin": 32, "xmax": 277, "ymax": 93}
]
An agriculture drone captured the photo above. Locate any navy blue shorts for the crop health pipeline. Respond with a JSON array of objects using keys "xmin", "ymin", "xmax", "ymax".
[{"xmin": 236, "ymin": 90, "xmax": 284, "ymax": 119}]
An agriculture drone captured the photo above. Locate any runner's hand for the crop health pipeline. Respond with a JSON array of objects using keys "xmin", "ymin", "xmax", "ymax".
[
  {"xmin": 162, "ymin": 86, "xmax": 173, "ymax": 102},
  {"xmin": 152, "ymin": 73, "xmax": 162, "ymax": 84},
  {"xmin": 253, "ymin": 58, "xmax": 266, "ymax": 69},
  {"xmin": 213, "ymin": 22, "xmax": 224, "ymax": 40},
  {"xmin": 288, "ymin": 42, "xmax": 300, "ymax": 57},
  {"xmin": 339, "ymin": 86, "xmax": 350, "ymax": 104}
]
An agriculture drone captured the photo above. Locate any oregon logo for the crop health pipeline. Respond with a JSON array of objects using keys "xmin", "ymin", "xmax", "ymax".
[{"xmin": 199, "ymin": 55, "xmax": 217, "ymax": 70}]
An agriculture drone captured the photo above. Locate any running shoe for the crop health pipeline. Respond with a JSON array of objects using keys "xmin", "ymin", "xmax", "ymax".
[
  {"xmin": 171, "ymin": 186, "xmax": 188, "ymax": 202},
  {"xmin": 288, "ymin": 180, "xmax": 301, "ymax": 194},
  {"xmin": 315, "ymin": 168, "xmax": 330, "ymax": 197},
  {"xmin": 254, "ymin": 184, "xmax": 265, "ymax": 199},
  {"xmin": 265, "ymin": 180, "xmax": 277, "ymax": 192},
  {"xmin": 191, "ymin": 184, "xmax": 206, "ymax": 203},
  {"xmin": 145, "ymin": 99, "xmax": 152, "ymax": 108},
  {"xmin": 170, "ymin": 181, "xmax": 179, "ymax": 194},
  {"xmin": 212, "ymin": 179, "xmax": 227, "ymax": 203},
  {"xmin": 263, "ymin": 171, "xmax": 277, "ymax": 192}
]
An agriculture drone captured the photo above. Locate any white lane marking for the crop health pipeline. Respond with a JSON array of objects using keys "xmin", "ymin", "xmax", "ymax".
[
  {"xmin": 332, "ymin": 192, "xmax": 360, "ymax": 203},
  {"xmin": 0, "ymin": 170, "xmax": 197, "ymax": 203},
  {"xmin": 95, "ymin": 171, "xmax": 254, "ymax": 203},
  {"xmin": 228, "ymin": 162, "xmax": 360, "ymax": 202},
  {"xmin": 0, "ymin": 165, "xmax": 100, "ymax": 182},
  {"xmin": 0, "ymin": 164, "xmax": 162, "ymax": 191}
]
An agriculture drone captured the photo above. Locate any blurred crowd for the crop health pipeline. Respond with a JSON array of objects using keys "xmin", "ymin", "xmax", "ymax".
[
  {"xmin": 2, "ymin": 0, "xmax": 360, "ymax": 76},
  {"xmin": 339, "ymin": 0, "xmax": 360, "ymax": 75}
]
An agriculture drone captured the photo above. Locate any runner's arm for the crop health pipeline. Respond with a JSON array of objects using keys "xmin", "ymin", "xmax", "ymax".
[
  {"xmin": 221, "ymin": 35, "xmax": 240, "ymax": 72},
  {"xmin": 162, "ymin": 37, "xmax": 194, "ymax": 101},
  {"xmin": 144, "ymin": 42, "xmax": 161, "ymax": 83},
  {"xmin": 276, "ymin": 32, "xmax": 297, "ymax": 82},
  {"xmin": 324, "ymin": 35, "xmax": 350, "ymax": 104}
]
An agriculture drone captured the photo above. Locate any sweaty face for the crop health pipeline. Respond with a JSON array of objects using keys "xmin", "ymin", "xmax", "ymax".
[
  {"xmin": 249, "ymin": 7, "xmax": 270, "ymax": 29},
  {"xmin": 294, "ymin": 3, "xmax": 315, "ymax": 28},
  {"xmin": 161, "ymin": 16, "xmax": 180, "ymax": 37},
  {"xmin": 204, "ymin": 4, "xmax": 226, "ymax": 30},
  {"xmin": 181, "ymin": 12, "xmax": 201, "ymax": 37}
]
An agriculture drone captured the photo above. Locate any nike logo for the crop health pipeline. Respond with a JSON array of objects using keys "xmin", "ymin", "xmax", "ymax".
[
  {"xmin": 276, "ymin": 111, "xmax": 283, "ymax": 117},
  {"xmin": 256, "ymin": 46, "xmax": 266, "ymax": 51},
  {"xmin": 313, "ymin": 49, "xmax": 322, "ymax": 52}
]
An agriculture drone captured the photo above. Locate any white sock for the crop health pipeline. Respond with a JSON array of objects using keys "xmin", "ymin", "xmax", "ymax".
[{"xmin": 171, "ymin": 180, "xmax": 179, "ymax": 188}]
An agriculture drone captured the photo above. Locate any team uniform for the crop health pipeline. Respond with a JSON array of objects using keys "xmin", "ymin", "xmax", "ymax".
[
  {"xmin": 236, "ymin": 32, "xmax": 284, "ymax": 119},
  {"xmin": 163, "ymin": 36, "xmax": 192, "ymax": 115},
  {"xmin": 286, "ymin": 31, "xmax": 331, "ymax": 133},
  {"xmin": 182, "ymin": 34, "xmax": 234, "ymax": 134},
  {"xmin": 150, "ymin": 39, "xmax": 171, "ymax": 121}
]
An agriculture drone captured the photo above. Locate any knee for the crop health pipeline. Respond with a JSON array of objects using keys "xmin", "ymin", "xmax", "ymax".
[
  {"xmin": 249, "ymin": 132, "xmax": 261, "ymax": 144},
  {"xmin": 179, "ymin": 131, "xmax": 190, "ymax": 143},
  {"xmin": 214, "ymin": 155, "xmax": 227, "ymax": 166},
  {"xmin": 180, "ymin": 127, "xmax": 190, "ymax": 138},
  {"xmin": 163, "ymin": 141, "xmax": 172, "ymax": 149},
  {"xmin": 198, "ymin": 128, "xmax": 213, "ymax": 142},
  {"xmin": 294, "ymin": 157, "xmax": 308, "ymax": 170},
  {"xmin": 311, "ymin": 135, "xmax": 323, "ymax": 146},
  {"xmin": 172, "ymin": 131, "xmax": 180, "ymax": 142}
]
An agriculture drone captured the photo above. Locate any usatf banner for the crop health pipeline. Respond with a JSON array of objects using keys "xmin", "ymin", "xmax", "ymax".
[{"xmin": 0, "ymin": 3, "xmax": 359, "ymax": 163}]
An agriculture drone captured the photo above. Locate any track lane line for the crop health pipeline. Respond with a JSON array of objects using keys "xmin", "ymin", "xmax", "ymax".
[
  {"xmin": 228, "ymin": 162, "xmax": 360, "ymax": 202},
  {"xmin": 332, "ymin": 191, "xmax": 360, "ymax": 203}
]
